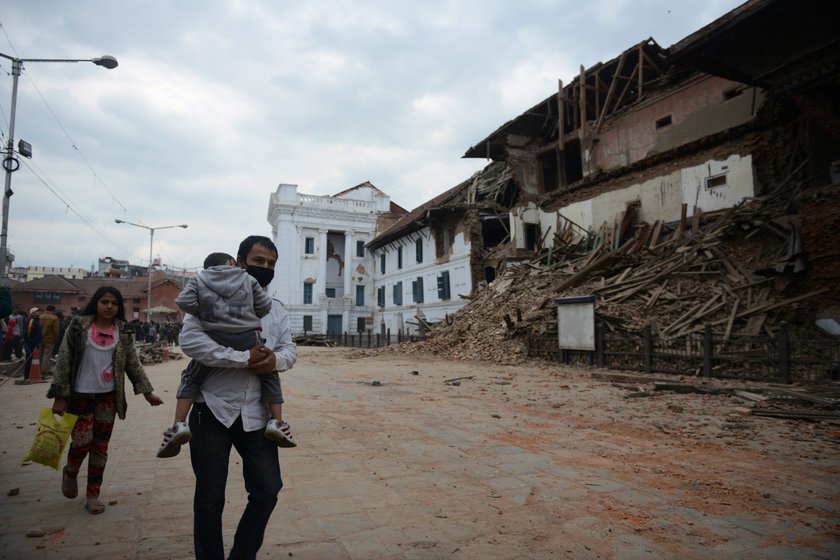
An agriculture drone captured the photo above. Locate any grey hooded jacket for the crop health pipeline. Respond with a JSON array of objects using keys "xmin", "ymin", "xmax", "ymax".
[{"xmin": 176, "ymin": 266, "xmax": 271, "ymax": 333}]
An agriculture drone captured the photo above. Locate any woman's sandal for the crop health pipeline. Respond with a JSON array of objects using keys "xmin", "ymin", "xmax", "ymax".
[
  {"xmin": 61, "ymin": 467, "xmax": 78, "ymax": 499},
  {"xmin": 84, "ymin": 498, "xmax": 105, "ymax": 515}
]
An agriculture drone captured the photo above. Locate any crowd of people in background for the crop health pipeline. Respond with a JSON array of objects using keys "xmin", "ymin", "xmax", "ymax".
[
  {"xmin": 0, "ymin": 306, "xmax": 181, "ymax": 380},
  {"xmin": 126, "ymin": 319, "xmax": 181, "ymax": 346}
]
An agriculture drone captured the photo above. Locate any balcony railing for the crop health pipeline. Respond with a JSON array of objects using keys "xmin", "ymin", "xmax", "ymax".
[{"xmin": 299, "ymin": 194, "xmax": 376, "ymax": 212}]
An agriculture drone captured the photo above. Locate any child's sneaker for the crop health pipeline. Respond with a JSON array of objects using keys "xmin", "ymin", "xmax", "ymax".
[
  {"xmin": 157, "ymin": 421, "xmax": 192, "ymax": 458},
  {"xmin": 265, "ymin": 419, "xmax": 297, "ymax": 447}
]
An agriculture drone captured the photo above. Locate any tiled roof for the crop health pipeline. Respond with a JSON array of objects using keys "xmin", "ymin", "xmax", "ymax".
[
  {"xmin": 73, "ymin": 277, "xmax": 150, "ymax": 299},
  {"xmin": 13, "ymin": 275, "xmax": 80, "ymax": 292},
  {"xmin": 15, "ymin": 275, "xmax": 184, "ymax": 300}
]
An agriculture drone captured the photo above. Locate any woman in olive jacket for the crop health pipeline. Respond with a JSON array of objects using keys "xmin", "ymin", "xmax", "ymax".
[{"xmin": 46, "ymin": 286, "xmax": 163, "ymax": 514}]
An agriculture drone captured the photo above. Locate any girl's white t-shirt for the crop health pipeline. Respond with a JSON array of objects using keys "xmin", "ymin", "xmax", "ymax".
[{"xmin": 74, "ymin": 324, "xmax": 116, "ymax": 394}]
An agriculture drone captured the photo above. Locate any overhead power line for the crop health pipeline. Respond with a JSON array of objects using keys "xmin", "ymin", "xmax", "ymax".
[
  {"xmin": 0, "ymin": 20, "xmax": 145, "ymax": 225},
  {"xmin": 19, "ymin": 158, "xmax": 143, "ymax": 261}
]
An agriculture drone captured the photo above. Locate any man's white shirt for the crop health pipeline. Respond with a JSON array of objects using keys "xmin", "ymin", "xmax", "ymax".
[{"xmin": 179, "ymin": 298, "xmax": 297, "ymax": 431}]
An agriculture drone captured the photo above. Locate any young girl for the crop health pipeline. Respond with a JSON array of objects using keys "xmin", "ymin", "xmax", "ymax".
[{"xmin": 47, "ymin": 286, "xmax": 164, "ymax": 514}]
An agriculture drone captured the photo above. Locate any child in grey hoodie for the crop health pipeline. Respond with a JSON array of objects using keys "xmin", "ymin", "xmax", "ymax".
[{"xmin": 157, "ymin": 252, "xmax": 296, "ymax": 458}]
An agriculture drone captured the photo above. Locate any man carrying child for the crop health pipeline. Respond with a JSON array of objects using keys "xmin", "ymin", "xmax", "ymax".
[
  {"xmin": 176, "ymin": 235, "xmax": 297, "ymax": 559},
  {"xmin": 157, "ymin": 250, "xmax": 296, "ymax": 457}
]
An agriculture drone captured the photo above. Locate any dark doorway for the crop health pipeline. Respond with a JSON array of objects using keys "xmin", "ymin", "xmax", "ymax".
[{"xmin": 525, "ymin": 223, "xmax": 540, "ymax": 251}]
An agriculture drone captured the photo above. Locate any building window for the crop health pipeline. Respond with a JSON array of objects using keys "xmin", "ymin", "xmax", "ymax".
[
  {"xmin": 34, "ymin": 292, "xmax": 61, "ymax": 303},
  {"xmin": 437, "ymin": 270, "xmax": 451, "ymax": 300},
  {"xmin": 397, "ymin": 246, "xmax": 403, "ymax": 269},
  {"xmin": 415, "ymin": 238, "xmax": 423, "ymax": 263},
  {"xmin": 705, "ymin": 174, "xmax": 728, "ymax": 190},
  {"xmin": 355, "ymin": 285, "xmax": 365, "ymax": 306},
  {"xmin": 655, "ymin": 115, "xmax": 672, "ymax": 129},
  {"xmin": 377, "ymin": 286, "xmax": 385, "ymax": 307},
  {"xmin": 380, "ymin": 253, "xmax": 386, "ymax": 274},
  {"xmin": 393, "ymin": 282, "xmax": 403, "ymax": 306},
  {"xmin": 356, "ymin": 240, "xmax": 365, "ymax": 257},
  {"xmin": 303, "ymin": 315, "xmax": 313, "ymax": 331},
  {"xmin": 412, "ymin": 277, "xmax": 424, "ymax": 303},
  {"xmin": 304, "ymin": 237, "xmax": 315, "ymax": 254},
  {"xmin": 325, "ymin": 288, "xmax": 336, "ymax": 298},
  {"xmin": 356, "ymin": 317, "xmax": 366, "ymax": 332},
  {"xmin": 303, "ymin": 283, "xmax": 313, "ymax": 304}
]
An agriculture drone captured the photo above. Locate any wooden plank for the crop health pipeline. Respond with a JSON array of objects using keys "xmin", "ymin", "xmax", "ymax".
[
  {"xmin": 673, "ymin": 302, "xmax": 727, "ymax": 337},
  {"xmin": 752, "ymin": 409, "xmax": 840, "ymax": 420},
  {"xmin": 635, "ymin": 223, "xmax": 653, "ymax": 253},
  {"xmin": 612, "ymin": 260, "xmax": 686, "ymax": 303},
  {"xmin": 692, "ymin": 206, "xmax": 702, "ymax": 233},
  {"xmin": 579, "ymin": 64, "xmax": 587, "ymax": 127},
  {"xmin": 769, "ymin": 388, "xmax": 838, "ymax": 407},
  {"xmin": 663, "ymin": 302, "xmax": 703, "ymax": 334},
  {"xmin": 724, "ymin": 298, "xmax": 740, "ymax": 341},
  {"xmin": 637, "ymin": 43, "xmax": 644, "ymax": 96},
  {"xmin": 611, "ymin": 56, "xmax": 638, "ymax": 114},
  {"xmin": 693, "ymin": 294, "xmax": 722, "ymax": 320},
  {"xmin": 645, "ymin": 279, "xmax": 668, "ymax": 308},
  {"xmin": 614, "ymin": 266, "xmax": 632, "ymax": 285},
  {"xmin": 743, "ymin": 314, "xmax": 766, "ymax": 336},
  {"xmin": 673, "ymin": 203, "xmax": 687, "ymax": 243},
  {"xmin": 734, "ymin": 390, "xmax": 768, "ymax": 402},
  {"xmin": 555, "ymin": 252, "xmax": 622, "ymax": 292},
  {"xmin": 594, "ymin": 49, "xmax": 627, "ymax": 133},
  {"xmin": 556, "ymin": 79, "xmax": 567, "ymax": 189}
]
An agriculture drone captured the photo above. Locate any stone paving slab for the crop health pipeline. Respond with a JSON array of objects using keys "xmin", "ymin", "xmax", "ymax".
[{"xmin": 0, "ymin": 347, "xmax": 838, "ymax": 559}]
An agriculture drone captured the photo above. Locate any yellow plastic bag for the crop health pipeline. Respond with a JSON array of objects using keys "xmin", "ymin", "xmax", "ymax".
[{"xmin": 22, "ymin": 408, "xmax": 78, "ymax": 470}]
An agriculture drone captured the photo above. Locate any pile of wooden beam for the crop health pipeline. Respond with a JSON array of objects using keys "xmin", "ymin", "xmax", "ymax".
[
  {"xmin": 135, "ymin": 342, "xmax": 182, "ymax": 365},
  {"xmin": 409, "ymin": 182, "xmax": 838, "ymax": 364},
  {"xmin": 293, "ymin": 334, "xmax": 336, "ymax": 347}
]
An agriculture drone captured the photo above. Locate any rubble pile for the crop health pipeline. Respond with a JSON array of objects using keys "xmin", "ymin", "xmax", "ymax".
[
  {"xmin": 407, "ymin": 182, "xmax": 840, "ymax": 365},
  {"xmin": 136, "ymin": 342, "xmax": 182, "ymax": 365},
  {"xmin": 293, "ymin": 334, "xmax": 337, "ymax": 347}
]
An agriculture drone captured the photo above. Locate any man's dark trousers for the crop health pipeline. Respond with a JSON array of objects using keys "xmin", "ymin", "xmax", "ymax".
[{"xmin": 189, "ymin": 402, "xmax": 283, "ymax": 560}]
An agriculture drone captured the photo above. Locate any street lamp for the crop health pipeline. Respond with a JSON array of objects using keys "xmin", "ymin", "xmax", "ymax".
[
  {"xmin": 114, "ymin": 219, "xmax": 188, "ymax": 323},
  {"xmin": 0, "ymin": 52, "xmax": 119, "ymax": 282}
]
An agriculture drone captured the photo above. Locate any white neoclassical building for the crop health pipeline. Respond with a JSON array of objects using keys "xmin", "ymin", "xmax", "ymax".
[
  {"xmin": 266, "ymin": 162, "xmax": 516, "ymax": 337},
  {"xmin": 266, "ymin": 182, "xmax": 407, "ymax": 335}
]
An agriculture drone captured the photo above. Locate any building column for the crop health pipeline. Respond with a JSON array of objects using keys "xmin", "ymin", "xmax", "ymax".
[
  {"xmin": 320, "ymin": 308, "xmax": 329, "ymax": 335},
  {"xmin": 316, "ymin": 228, "xmax": 328, "ymax": 300},
  {"xmin": 343, "ymin": 230, "xmax": 353, "ymax": 301}
]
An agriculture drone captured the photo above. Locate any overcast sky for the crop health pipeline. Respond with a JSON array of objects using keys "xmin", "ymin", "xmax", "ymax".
[{"xmin": 1, "ymin": 0, "xmax": 744, "ymax": 271}]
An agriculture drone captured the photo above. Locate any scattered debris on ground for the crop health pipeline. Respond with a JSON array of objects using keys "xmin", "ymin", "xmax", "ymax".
[
  {"xmin": 136, "ymin": 343, "xmax": 182, "ymax": 365},
  {"xmin": 293, "ymin": 334, "xmax": 337, "ymax": 347}
]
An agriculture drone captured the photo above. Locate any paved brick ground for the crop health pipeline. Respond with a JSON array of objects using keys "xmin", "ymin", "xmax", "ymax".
[{"xmin": 0, "ymin": 347, "xmax": 838, "ymax": 559}]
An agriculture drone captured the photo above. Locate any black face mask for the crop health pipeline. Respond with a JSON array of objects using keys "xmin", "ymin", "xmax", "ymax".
[{"xmin": 246, "ymin": 265, "xmax": 275, "ymax": 288}]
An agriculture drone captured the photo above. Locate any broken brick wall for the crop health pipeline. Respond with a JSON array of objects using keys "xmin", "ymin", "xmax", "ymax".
[
  {"xmin": 593, "ymin": 75, "xmax": 761, "ymax": 172},
  {"xmin": 795, "ymin": 186, "xmax": 840, "ymax": 321},
  {"xmin": 428, "ymin": 206, "xmax": 521, "ymax": 296}
]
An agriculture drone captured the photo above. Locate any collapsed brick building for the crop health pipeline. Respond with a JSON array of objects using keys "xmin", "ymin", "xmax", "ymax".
[{"xmin": 400, "ymin": 0, "xmax": 840, "ymax": 381}]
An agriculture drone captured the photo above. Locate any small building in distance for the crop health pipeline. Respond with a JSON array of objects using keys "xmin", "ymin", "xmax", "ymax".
[
  {"xmin": 23, "ymin": 266, "xmax": 89, "ymax": 282},
  {"xmin": 10, "ymin": 271, "xmax": 185, "ymax": 323}
]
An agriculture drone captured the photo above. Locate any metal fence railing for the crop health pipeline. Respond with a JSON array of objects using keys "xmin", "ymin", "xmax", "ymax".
[
  {"xmin": 527, "ymin": 322, "xmax": 840, "ymax": 384},
  {"xmin": 299, "ymin": 322, "xmax": 839, "ymax": 384},
  {"xmin": 298, "ymin": 329, "xmax": 429, "ymax": 348}
]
